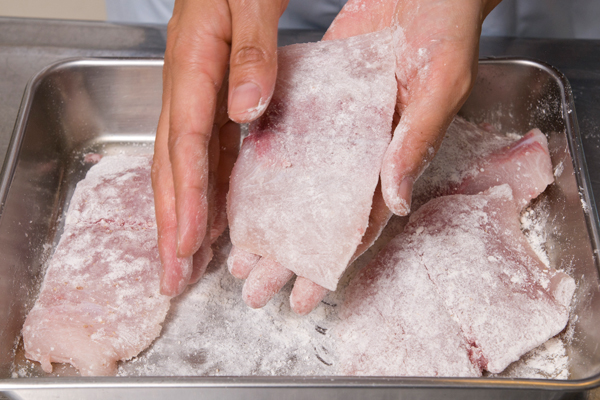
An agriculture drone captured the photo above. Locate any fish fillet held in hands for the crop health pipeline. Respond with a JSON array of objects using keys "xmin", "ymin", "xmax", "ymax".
[
  {"xmin": 227, "ymin": 29, "xmax": 397, "ymax": 292},
  {"xmin": 338, "ymin": 185, "xmax": 575, "ymax": 375},
  {"xmin": 23, "ymin": 156, "xmax": 171, "ymax": 376}
]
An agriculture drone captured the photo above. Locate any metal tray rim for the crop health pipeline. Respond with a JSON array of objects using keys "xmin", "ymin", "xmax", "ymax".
[
  {"xmin": 1, "ymin": 374, "xmax": 599, "ymax": 391},
  {"xmin": 0, "ymin": 57, "xmax": 165, "ymax": 216}
]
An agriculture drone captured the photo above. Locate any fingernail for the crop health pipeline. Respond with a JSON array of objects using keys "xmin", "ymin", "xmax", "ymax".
[
  {"xmin": 229, "ymin": 82, "xmax": 262, "ymax": 119},
  {"xmin": 393, "ymin": 177, "xmax": 413, "ymax": 216}
]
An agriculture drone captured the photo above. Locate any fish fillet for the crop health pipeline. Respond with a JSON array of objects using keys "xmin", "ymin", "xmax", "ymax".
[
  {"xmin": 23, "ymin": 155, "xmax": 170, "ymax": 376},
  {"xmin": 338, "ymin": 185, "xmax": 575, "ymax": 375},
  {"xmin": 413, "ymin": 118, "xmax": 554, "ymax": 210},
  {"xmin": 227, "ymin": 30, "xmax": 397, "ymax": 291}
]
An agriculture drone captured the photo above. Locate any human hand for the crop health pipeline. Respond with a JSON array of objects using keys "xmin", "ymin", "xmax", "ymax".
[
  {"xmin": 152, "ymin": 0, "xmax": 288, "ymax": 296},
  {"xmin": 324, "ymin": 0, "xmax": 501, "ymax": 215},
  {"xmin": 231, "ymin": 0, "xmax": 502, "ymax": 314}
]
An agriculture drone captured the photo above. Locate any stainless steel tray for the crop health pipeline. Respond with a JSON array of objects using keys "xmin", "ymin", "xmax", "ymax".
[{"xmin": 0, "ymin": 58, "xmax": 599, "ymax": 399}]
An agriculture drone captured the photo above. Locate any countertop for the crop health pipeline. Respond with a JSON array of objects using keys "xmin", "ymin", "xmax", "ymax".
[{"xmin": 1, "ymin": 16, "xmax": 600, "ymax": 399}]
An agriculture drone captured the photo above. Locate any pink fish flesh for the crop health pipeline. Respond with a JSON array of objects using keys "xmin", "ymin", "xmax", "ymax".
[
  {"xmin": 23, "ymin": 156, "xmax": 171, "ymax": 376},
  {"xmin": 338, "ymin": 185, "xmax": 575, "ymax": 375},
  {"xmin": 227, "ymin": 30, "xmax": 397, "ymax": 291},
  {"xmin": 413, "ymin": 118, "xmax": 554, "ymax": 211}
]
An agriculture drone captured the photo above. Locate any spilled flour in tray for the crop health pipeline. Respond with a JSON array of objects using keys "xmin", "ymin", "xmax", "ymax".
[
  {"xmin": 489, "ymin": 337, "xmax": 569, "ymax": 379},
  {"xmin": 118, "ymin": 232, "xmax": 340, "ymax": 376},
  {"xmin": 116, "ymin": 201, "xmax": 573, "ymax": 378}
]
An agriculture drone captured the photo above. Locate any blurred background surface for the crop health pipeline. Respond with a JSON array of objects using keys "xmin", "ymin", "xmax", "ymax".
[
  {"xmin": 0, "ymin": 0, "xmax": 106, "ymax": 20},
  {"xmin": 1, "ymin": 0, "xmax": 599, "ymax": 39}
]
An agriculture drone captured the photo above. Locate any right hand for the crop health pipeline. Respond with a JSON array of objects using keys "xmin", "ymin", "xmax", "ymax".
[
  {"xmin": 325, "ymin": 0, "xmax": 501, "ymax": 215},
  {"xmin": 152, "ymin": 0, "xmax": 289, "ymax": 296}
]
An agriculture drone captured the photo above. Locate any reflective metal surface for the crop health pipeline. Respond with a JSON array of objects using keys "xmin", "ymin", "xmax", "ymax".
[{"xmin": 0, "ymin": 55, "xmax": 598, "ymax": 399}]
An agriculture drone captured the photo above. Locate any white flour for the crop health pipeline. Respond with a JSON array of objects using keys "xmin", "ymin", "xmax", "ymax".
[{"xmin": 115, "ymin": 199, "xmax": 572, "ymax": 378}]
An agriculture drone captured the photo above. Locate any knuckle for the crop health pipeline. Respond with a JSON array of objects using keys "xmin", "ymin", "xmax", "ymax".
[
  {"xmin": 166, "ymin": 30, "xmax": 203, "ymax": 67},
  {"xmin": 167, "ymin": 126, "xmax": 210, "ymax": 151},
  {"xmin": 166, "ymin": 18, "xmax": 178, "ymax": 37},
  {"xmin": 167, "ymin": 129, "xmax": 183, "ymax": 153},
  {"xmin": 231, "ymin": 45, "xmax": 271, "ymax": 69},
  {"xmin": 165, "ymin": 19, "xmax": 184, "ymax": 58},
  {"xmin": 168, "ymin": 37, "xmax": 191, "ymax": 65}
]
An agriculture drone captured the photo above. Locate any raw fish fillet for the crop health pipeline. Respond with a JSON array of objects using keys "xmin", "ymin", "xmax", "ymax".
[
  {"xmin": 413, "ymin": 118, "xmax": 554, "ymax": 210},
  {"xmin": 65, "ymin": 155, "xmax": 155, "ymax": 227},
  {"xmin": 227, "ymin": 30, "xmax": 397, "ymax": 291},
  {"xmin": 457, "ymin": 128, "xmax": 554, "ymax": 208},
  {"xmin": 338, "ymin": 185, "xmax": 575, "ymax": 375},
  {"xmin": 338, "ymin": 239, "xmax": 481, "ymax": 377},
  {"xmin": 416, "ymin": 185, "xmax": 574, "ymax": 373},
  {"xmin": 23, "ymin": 156, "xmax": 171, "ymax": 376}
]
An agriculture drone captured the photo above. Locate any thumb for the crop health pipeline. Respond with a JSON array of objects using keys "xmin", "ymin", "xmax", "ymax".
[
  {"xmin": 380, "ymin": 99, "xmax": 456, "ymax": 216},
  {"xmin": 381, "ymin": 30, "xmax": 478, "ymax": 216}
]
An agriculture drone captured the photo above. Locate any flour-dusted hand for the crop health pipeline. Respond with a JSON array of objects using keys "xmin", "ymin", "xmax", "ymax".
[
  {"xmin": 152, "ymin": 0, "xmax": 288, "ymax": 296},
  {"xmin": 228, "ymin": 0, "xmax": 503, "ymax": 315},
  {"xmin": 325, "ymin": 0, "xmax": 502, "ymax": 215}
]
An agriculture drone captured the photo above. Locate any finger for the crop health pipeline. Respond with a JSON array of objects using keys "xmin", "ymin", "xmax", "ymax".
[
  {"xmin": 205, "ymin": 124, "xmax": 221, "ymax": 242},
  {"xmin": 210, "ymin": 121, "xmax": 241, "ymax": 242},
  {"xmin": 227, "ymin": 246, "xmax": 261, "ymax": 279},
  {"xmin": 155, "ymin": 191, "xmax": 193, "ymax": 296},
  {"xmin": 187, "ymin": 121, "xmax": 228, "ymax": 286},
  {"xmin": 156, "ymin": 221, "xmax": 193, "ymax": 296},
  {"xmin": 227, "ymin": 0, "xmax": 282, "ymax": 123},
  {"xmin": 167, "ymin": 1, "xmax": 231, "ymax": 258},
  {"xmin": 290, "ymin": 277, "xmax": 329, "ymax": 315},
  {"xmin": 381, "ymin": 93, "xmax": 466, "ymax": 216},
  {"xmin": 242, "ymin": 258, "xmax": 294, "ymax": 308},
  {"xmin": 152, "ymin": 62, "xmax": 193, "ymax": 297},
  {"xmin": 186, "ymin": 105, "xmax": 225, "ymax": 287},
  {"xmin": 189, "ymin": 236, "xmax": 214, "ymax": 284},
  {"xmin": 379, "ymin": 0, "xmax": 486, "ymax": 216}
]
